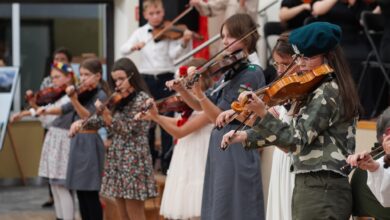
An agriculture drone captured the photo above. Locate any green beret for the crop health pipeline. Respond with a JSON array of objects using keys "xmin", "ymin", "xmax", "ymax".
[{"xmin": 289, "ymin": 22, "xmax": 342, "ymax": 57}]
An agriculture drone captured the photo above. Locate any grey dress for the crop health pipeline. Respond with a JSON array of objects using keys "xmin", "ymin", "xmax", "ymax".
[
  {"xmin": 65, "ymin": 88, "xmax": 107, "ymax": 191},
  {"xmin": 201, "ymin": 62, "xmax": 265, "ymax": 220}
]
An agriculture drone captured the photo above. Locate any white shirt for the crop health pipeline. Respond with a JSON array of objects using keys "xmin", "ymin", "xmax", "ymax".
[
  {"xmin": 248, "ymin": 52, "xmax": 261, "ymax": 67},
  {"xmin": 367, "ymin": 156, "xmax": 390, "ymax": 207},
  {"xmin": 120, "ymin": 23, "xmax": 191, "ymax": 75}
]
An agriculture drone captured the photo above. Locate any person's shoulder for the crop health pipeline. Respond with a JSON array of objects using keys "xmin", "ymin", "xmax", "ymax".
[
  {"xmin": 235, "ymin": 63, "xmax": 265, "ymax": 91},
  {"xmin": 240, "ymin": 63, "xmax": 265, "ymax": 81},
  {"xmin": 97, "ymin": 88, "xmax": 108, "ymax": 99},
  {"xmin": 132, "ymin": 24, "xmax": 149, "ymax": 35},
  {"xmin": 245, "ymin": 63, "xmax": 263, "ymax": 72}
]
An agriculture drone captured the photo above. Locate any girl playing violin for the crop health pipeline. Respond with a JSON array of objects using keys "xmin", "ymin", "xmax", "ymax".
[
  {"xmin": 167, "ymin": 14, "xmax": 266, "ymax": 220},
  {"xmin": 70, "ymin": 57, "xmax": 157, "ymax": 220},
  {"xmin": 265, "ymin": 34, "xmax": 297, "ymax": 220},
  {"xmin": 10, "ymin": 62, "xmax": 76, "ymax": 220},
  {"xmin": 39, "ymin": 58, "xmax": 109, "ymax": 220},
  {"xmin": 121, "ymin": 0, "xmax": 194, "ymax": 174},
  {"xmin": 135, "ymin": 58, "xmax": 214, "ymax": 220},
  {"xmin": 221, "ymin": 22, "xmax": 360, "ymax": 220}
]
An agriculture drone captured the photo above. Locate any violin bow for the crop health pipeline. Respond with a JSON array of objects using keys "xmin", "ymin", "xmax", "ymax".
[
  {"xmin": 152, "ymin": 6, "xmax": 194, "ymax": 41},
  {"xmin": 340, "ymin": 144, "xmax": 385, "ymax": 175},
  {"xmin": 127, "ymin": 6, "xmax": 194, "ymax": 55},
  {"xmin": 200, "ymin": 26, "xmax": 259, "ymax": 71},
  {"xmin": 186, "ymin": 26, "xmax": 259, "ymax": 88}
]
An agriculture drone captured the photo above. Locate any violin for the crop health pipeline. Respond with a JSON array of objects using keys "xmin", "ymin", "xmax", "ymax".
[
  {"xmin": 231, "ymin": 64, "xmax": 334, "ymax": 113},
  {"xmin": 185, "ymin": 50, "xmax": 247, "ymax": 88},
  {"xmin": 25, "ymin": 84, "xmax": 67, "ymax": 106},
  {"xmin": 152, "ymin": 21, "xmax": 204, "ymax": 42},
  {"xmin": 96, "ymin": 92, "xmax": 123, "ymax": 113},
  {"xmin": 156, "ymin": 94, "xmax": 191, "ymax": 113},
  {"xmin": 183, "ymin": 26, "xmax": 259, "ymax": 88}
]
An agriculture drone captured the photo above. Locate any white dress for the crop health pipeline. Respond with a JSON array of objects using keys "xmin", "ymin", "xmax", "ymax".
[
  {"xmin": 266, "ymin": 106, "xmax": 295, "ymax": 220},
  {"xmin": 38, "ymin": 95, "xmax": 71, "ymax": 181},
  {"xmin": 367, "ymin": 156, "xmax": 390, "ymax": 207},
  {"xmin": 160, "ymin": 112, "xmax": 213, "ymax": 219}
]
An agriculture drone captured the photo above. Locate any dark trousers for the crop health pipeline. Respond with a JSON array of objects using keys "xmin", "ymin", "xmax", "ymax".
[
  {"xmin": 292, "ymin": 171, "xmax": 352, "ymax": 220},
  {"xmin": 142, "ymin": 73, "xmax": 174, "ymax": 174},
  {"xmin": 76, "ymin": 190, "xmax": 102, "ymax": 220}
]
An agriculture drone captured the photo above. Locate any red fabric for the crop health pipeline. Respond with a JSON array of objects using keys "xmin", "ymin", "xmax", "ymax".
[
  {"xmin": 173, "ymin": 109, "xmax": 193, "ymax": 145},
  {"xmin": 179, "ymin": 65, "xmax": 189, "ymax": 77},
  {"xmin": 192, "ymin": 14, "xmax": 209, "ymax": 60}
]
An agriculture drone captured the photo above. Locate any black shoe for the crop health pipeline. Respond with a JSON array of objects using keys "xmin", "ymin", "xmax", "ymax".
[{"xmin": 41, "ymin": 200, "xmax": 54, "ymax": 208}]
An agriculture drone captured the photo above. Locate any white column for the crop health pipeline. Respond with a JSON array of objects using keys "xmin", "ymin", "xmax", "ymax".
[
  {"xmin": 114, "ymin": 0, "xmax": 139, "ymax": 64},
  {"xmin": 12, "ymin": 3, "xmax": 21, "ymax": 112}
]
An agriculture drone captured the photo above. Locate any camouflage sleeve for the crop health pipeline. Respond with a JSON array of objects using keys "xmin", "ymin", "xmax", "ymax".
[{"xmin": 244, "ymin": 81, "xmax": 339, "ymax": 153}]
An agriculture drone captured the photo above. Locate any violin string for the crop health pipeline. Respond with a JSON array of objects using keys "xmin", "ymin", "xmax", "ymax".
[{"xmin": 199, "ymin": 27, "xmax": 259, "ymax": 72}]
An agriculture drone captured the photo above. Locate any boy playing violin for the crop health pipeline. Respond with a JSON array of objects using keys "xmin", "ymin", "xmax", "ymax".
[{"xmin": 120, "ymin": 0, "xmax": 194, "ymax": 173}]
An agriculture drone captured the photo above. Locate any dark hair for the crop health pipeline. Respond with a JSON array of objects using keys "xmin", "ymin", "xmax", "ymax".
[
  {"xmin": 80, "ymin": 58, "xmax": 111, "ymax": 95},
  {"xmin": 111, "ymin": 57, "xmax": 151, "ymax": 95},
  {"xmin": 220, "ymin": 14, "xmax": 259, "ymax": 54},
  {"xmin": 272, "ymin": 33, "xmax": 295, "ymax": 58},
  {"xmin": 325, "ymin": 45, "xmax": 361, "ymax": 120},
  {"xmin": 54, "ymin": 47, "xmax": 72, "ymax": 63}
]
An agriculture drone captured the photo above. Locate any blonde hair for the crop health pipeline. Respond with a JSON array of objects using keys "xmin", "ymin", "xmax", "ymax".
[{"xmin": 143, "ymin": 0, "xmax": 163, "ymax": 11}]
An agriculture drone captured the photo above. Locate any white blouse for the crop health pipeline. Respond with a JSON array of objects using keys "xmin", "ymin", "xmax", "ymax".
[{"xmin": 367, "ymin": 156, "xmax": 390, "ymax": 207}]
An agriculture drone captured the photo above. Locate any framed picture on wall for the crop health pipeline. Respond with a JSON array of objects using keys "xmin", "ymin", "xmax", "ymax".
[{"xmin": 0, "ymin": 67, "xmax": 19, "ymax": 150}]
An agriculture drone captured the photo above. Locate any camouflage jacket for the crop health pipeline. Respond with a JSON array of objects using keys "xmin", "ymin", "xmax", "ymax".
[{"xmin": 244, "ymin": 79, "xmax": 357, "ymax": 176}]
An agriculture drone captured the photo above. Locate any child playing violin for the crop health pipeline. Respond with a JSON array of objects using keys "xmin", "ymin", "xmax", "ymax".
[
  {"xmin": 265, "ymin": 34, "xmax": 297, "ymax": 220},
  {"xmin": 222, "ymin": 22, "xmax": 361, "ymax": 219},
  {"xmin": 120, "ymin": 0, "xmax": 193, "ymax": 173},
  {"xmin": 135, "ymin": 58, "xmax": 214, "ymax": 219},
  {"xmin": 11, "ymin": 62, "xmax": 76, "ymax": 220},
  {"xmin": 70, "ymin": 57, "xmax": 157, "ymax": 220},
  {"xmin": 166, "ymin": 14, "xmax": 266, "ymax": 220},
  {"xmin": 39, "ymin": 58, "xmax": 109, "ymax": 220}
]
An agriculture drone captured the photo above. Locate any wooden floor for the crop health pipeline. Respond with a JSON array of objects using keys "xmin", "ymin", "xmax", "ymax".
[{"xmin": 0, "ymin": 174, "xmax": 166, "ymax": 220}]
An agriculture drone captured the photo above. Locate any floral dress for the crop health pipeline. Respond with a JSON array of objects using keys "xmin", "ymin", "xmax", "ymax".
[{"xmin": 89, "ymin": 91, "xmax": 157, "ymax": 200}]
